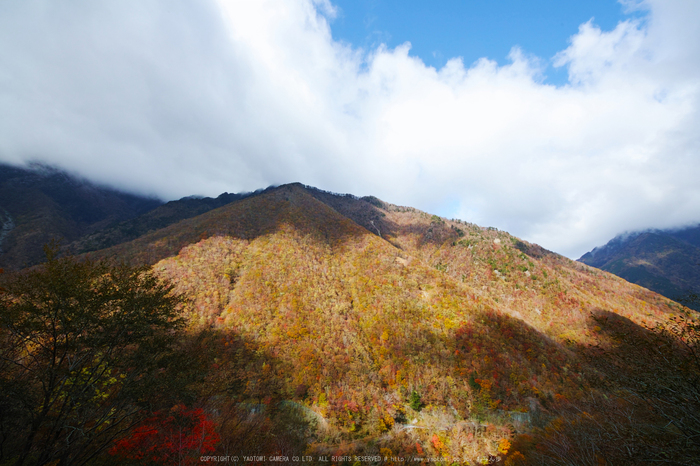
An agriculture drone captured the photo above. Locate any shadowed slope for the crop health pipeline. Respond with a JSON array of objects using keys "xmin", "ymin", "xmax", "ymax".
[
  {"xmin": 0, "ymin": 163, "xmax": 161, "ymax": 269},
  {"xmin": 67, "ymin": 191, "xmax": 252, "ymax": 255},
  {"xmin": 87, "ymin": 184, "xmax": 371, "ymax": 266}
]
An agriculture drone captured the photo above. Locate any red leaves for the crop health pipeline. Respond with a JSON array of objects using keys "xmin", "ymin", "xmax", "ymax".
[
  {"xmin": 431, "ymin": 434, "xmax": 445, "ymax": 454},
  {"xmin": 110, "ymin": 406, "xmax": 219, "ymax": 465},
  {"xmin": 415, "ymin": 442, "xmax": 424, "ymax": 455}
]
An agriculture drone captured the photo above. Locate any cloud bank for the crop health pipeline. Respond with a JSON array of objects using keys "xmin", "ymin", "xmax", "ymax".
[{"xmin": 0, "ymin": 0, "xmax": 699, "ymax": 258}]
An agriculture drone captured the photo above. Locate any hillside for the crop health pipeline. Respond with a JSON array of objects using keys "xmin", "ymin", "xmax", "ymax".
[
  {"xmin": 579, "ymin": 226, "xmax": 700, "ymax": 311},
  {"xmin": 67, "ymin": 190, "xmax": 255, "ymax": 255},
  {"xmin": 75, "ymin": 183, "xmax": 698, "ymax": 463},
  {"xmin": 0, "ymin": 163, "xmax": 261, "ymax": 270},
  {"xmin": 0, "ymin": 163, "xmax": 161, "ymax": 269}
]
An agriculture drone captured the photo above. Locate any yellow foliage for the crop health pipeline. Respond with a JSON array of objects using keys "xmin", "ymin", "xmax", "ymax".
[
  {"xmin": 498, "ymin": 438, "xmax": 511, "ymax": 454},
  {"xmin": 383, "ymin": 412, "xmax": 395, "ymax": 430}
]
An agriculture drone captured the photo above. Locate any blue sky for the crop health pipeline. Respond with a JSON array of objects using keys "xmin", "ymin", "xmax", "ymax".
[
  {"xmin": 1, "ymin": 0, "xmax": 699, "ymax": 258},
  {"xmin": 330, "ymin": 0, "xmax": 643, "ymax": 84}
]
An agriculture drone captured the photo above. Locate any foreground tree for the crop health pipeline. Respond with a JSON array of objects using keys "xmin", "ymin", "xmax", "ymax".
[{"xmin": 0, "ymin": 247, "xmax": 189, "ymax": 466}]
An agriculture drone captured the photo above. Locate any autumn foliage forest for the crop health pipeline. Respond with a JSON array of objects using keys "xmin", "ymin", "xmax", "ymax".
[{"xmin": 1, "ymin": 183, "xmax": 699, "ymax": 465}]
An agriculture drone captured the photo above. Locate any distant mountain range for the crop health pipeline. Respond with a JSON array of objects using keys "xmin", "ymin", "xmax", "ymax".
[
  {"xmin": 0, "ymin": 163, "xmax": 257, "ymax": 269},
  {"xmin": 0, "ymin": 163, "xmax": 160, "ymax": 268},
  {"xmin": 579, "ymin": 225, "xmax": 700, "ymax": 310}
]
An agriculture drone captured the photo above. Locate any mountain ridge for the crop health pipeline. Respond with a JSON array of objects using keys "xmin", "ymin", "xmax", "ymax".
[
  {"xmin": 0, "ymin": 162, "xmax": 162, "ymax": 269},
  {"xmin": 579, "ymin": 225, "xmax": 700, "ymax": 310},
  {"xmin": 0, "ymin": 162, "xmax": 271, "ymax": 270}
]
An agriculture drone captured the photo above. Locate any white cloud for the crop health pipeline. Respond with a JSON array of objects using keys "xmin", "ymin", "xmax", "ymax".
[{"xmin": 0, "ymin": 0, "xmax": 699, "ymax": 258}]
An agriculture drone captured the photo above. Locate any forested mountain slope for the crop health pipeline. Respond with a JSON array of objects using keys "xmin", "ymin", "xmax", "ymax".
[
  {"xmin": 0, "ymin": 163, "xmax": 262, "ymax": 270},
  {"xmin": 0, "ymin": 163, "xmax": 161, "ymax": 269},
  {"xmin": 80, "ymin": 183, "xmax": 697, "ymax": 463},
  {"xmin": 67, "ymin": 190, "xmax": 254, "ymax": 255}
]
